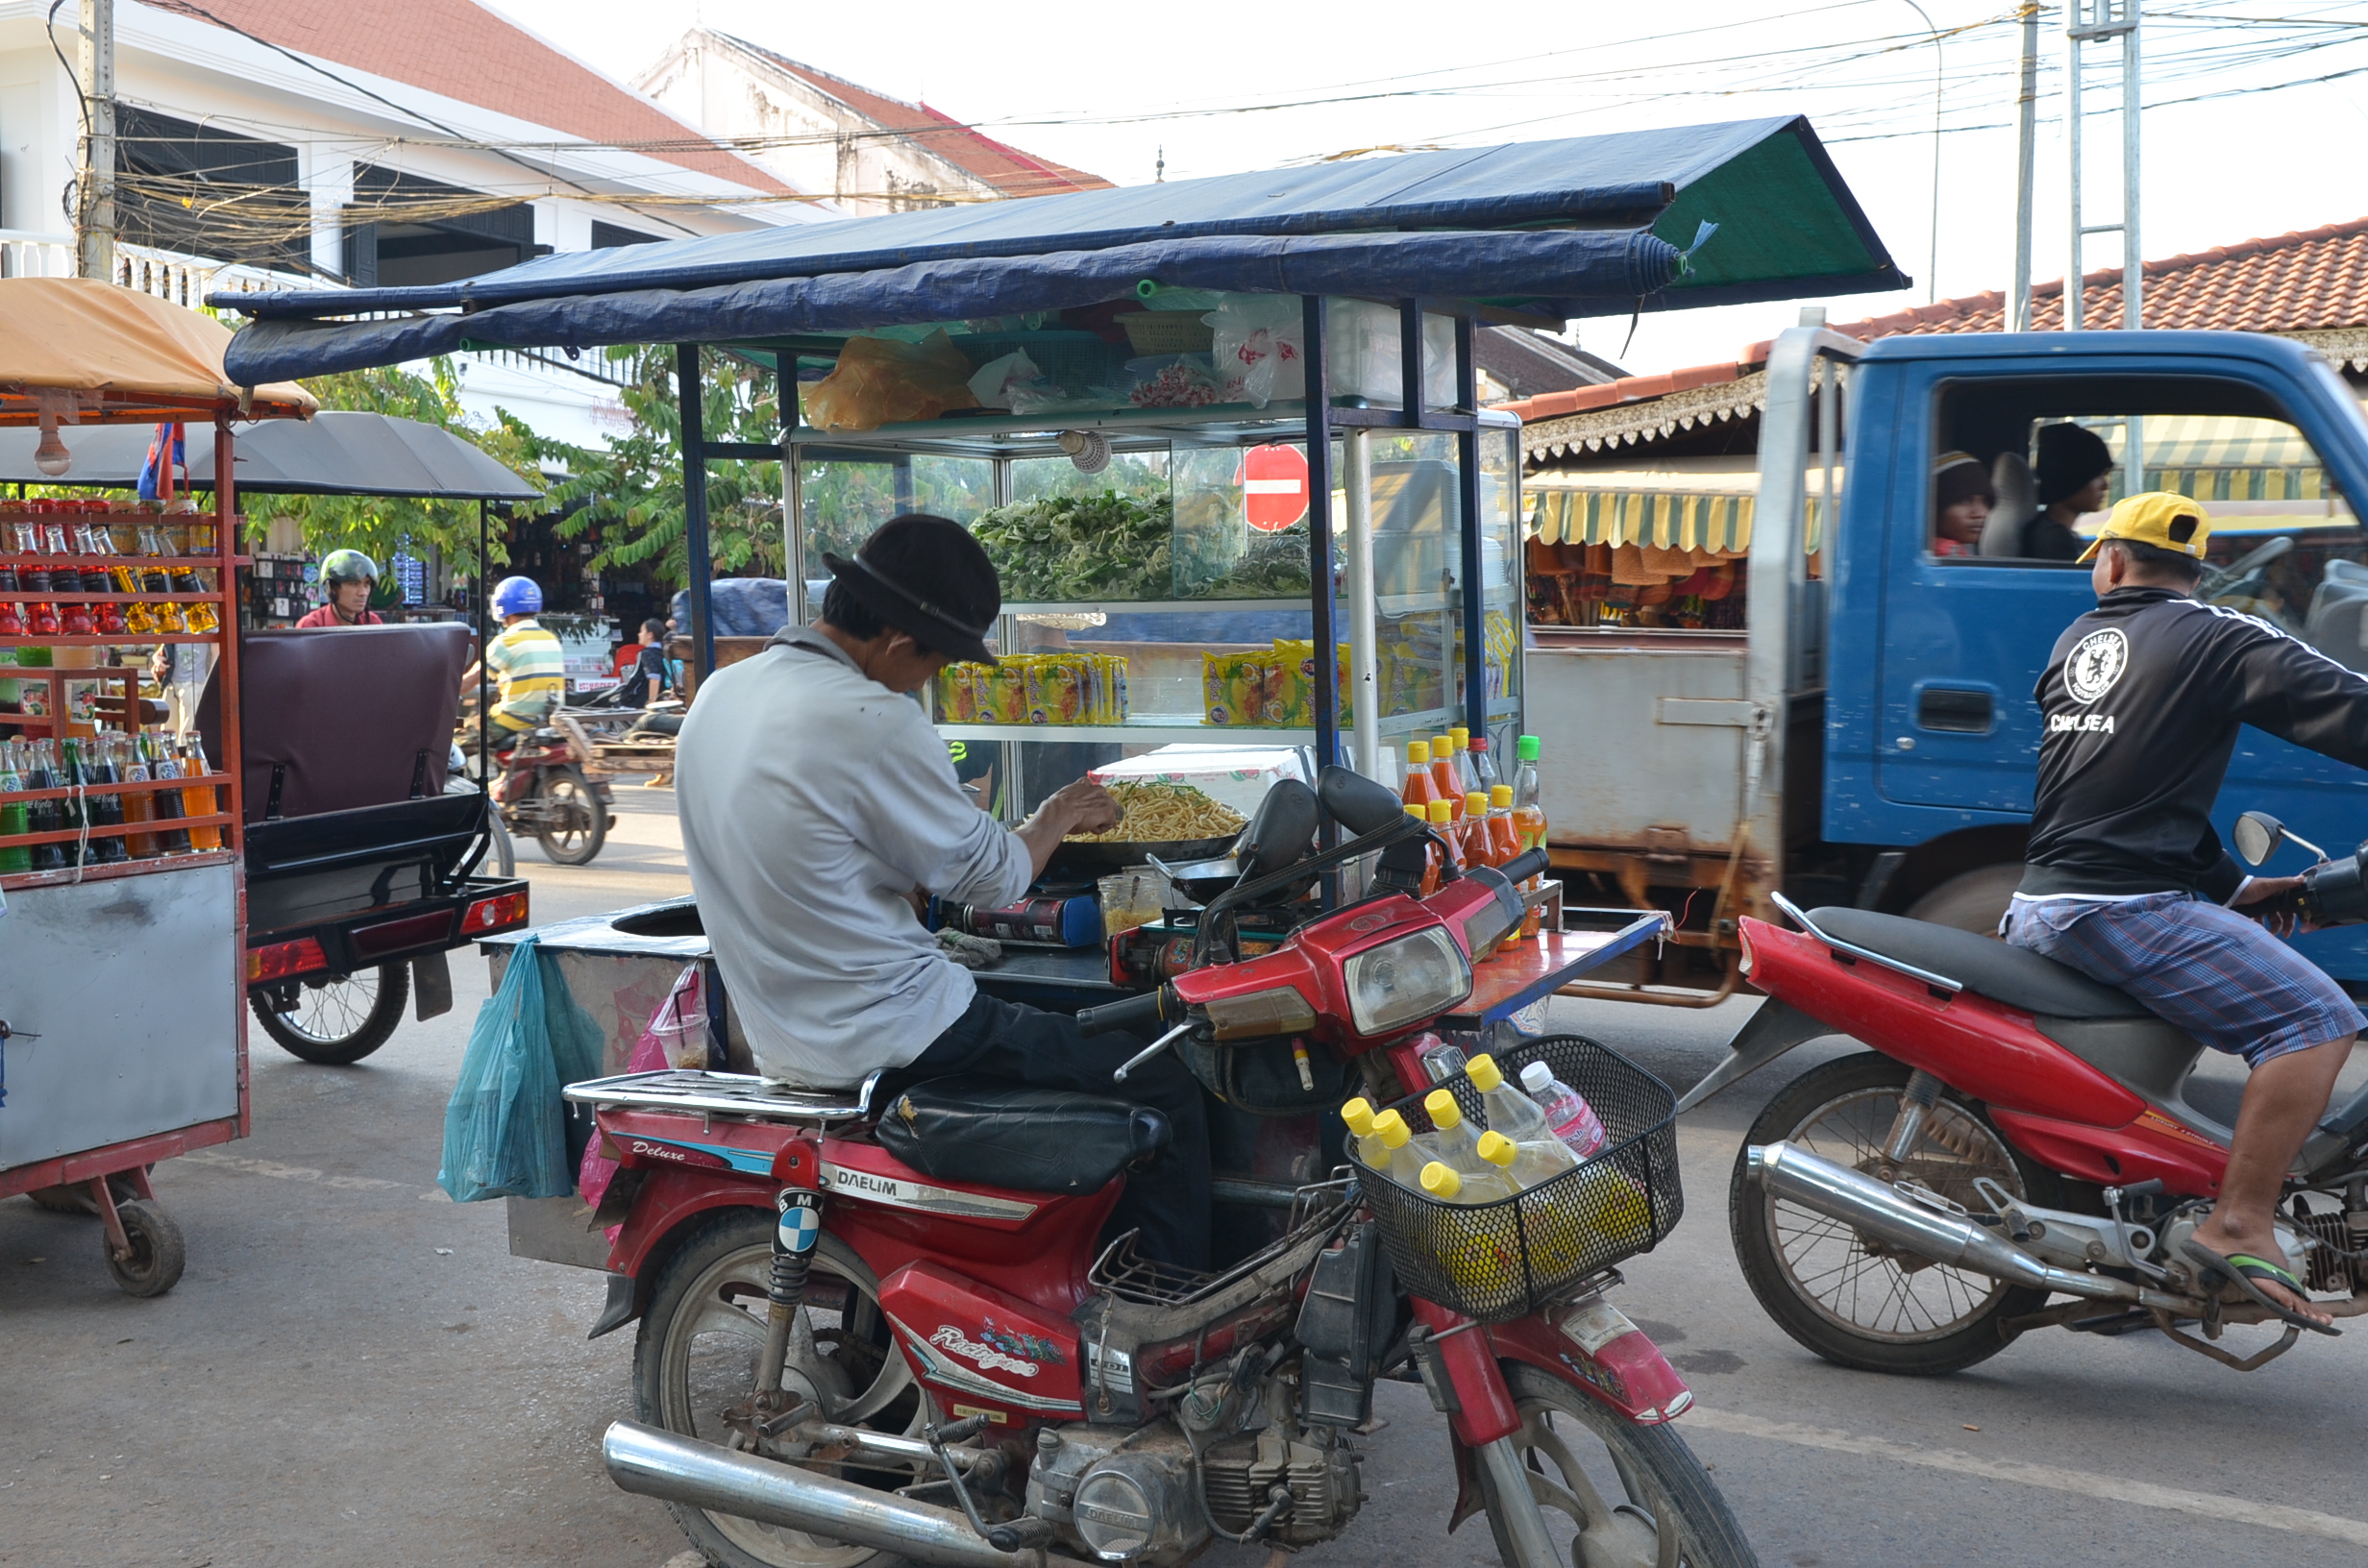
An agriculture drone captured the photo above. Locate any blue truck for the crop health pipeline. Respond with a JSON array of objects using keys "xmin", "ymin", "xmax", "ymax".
[{"xmin": 1525, "ymin": 323, "xmax": 2368, "ymax": 997}]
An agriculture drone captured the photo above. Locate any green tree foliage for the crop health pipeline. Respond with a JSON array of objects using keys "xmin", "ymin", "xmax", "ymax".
[
  {"xmin": 530, "ymin": 348, "xmax": 785, "ymax": 589},
  {"xmin": 276, "ymin": 358, "xmax": 541, "ymax": 582}
]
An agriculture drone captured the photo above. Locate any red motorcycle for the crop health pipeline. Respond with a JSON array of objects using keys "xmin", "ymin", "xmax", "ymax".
[
  {"xmin": 457, "ymin": 703, "xmax": 610, "ymax": 866},
  {"xmin": 1689, "ymin": 812, "xmax": 2368, "ymax": 1378},
  {"xmin": 566, "ymin": 768, "xmax": 1755, "ymax": 1568}
]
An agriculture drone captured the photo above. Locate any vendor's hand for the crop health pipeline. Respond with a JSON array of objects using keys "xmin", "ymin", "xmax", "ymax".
[
  {"xmin": 2233, "ymin": 874, "xmax": 2312, "ymax": 937},
  {"xmin": 1047, "ymin": 778, "xmax": 1121, "ymax": 837}
]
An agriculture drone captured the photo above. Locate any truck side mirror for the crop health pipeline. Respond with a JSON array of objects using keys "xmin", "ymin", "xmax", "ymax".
[{"xmin": 2233, "ymin": 811, "xmax": 2286, "ymax": 868}]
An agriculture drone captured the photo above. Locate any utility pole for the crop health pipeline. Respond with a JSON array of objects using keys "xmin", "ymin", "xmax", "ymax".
[
  {"xmin": 2010, "ymin": 3, "xmax": 2039, "ymax": 331},
  {"xmin": 75, "ymin": 0, "xmax": 116, "ymax": 282},
  {"xmin": 2066, "ymin": 0, "xmax": 2142, "ymax": 492}
]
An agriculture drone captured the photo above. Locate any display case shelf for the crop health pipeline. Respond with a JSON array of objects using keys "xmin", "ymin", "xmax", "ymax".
[
  {"xmin": 936, "ymin": 708, "xmax": 1466, "ymax": 748},
  {"xmin": 0, "ymin": 634, "xmax": 222, "ymax": 646},
  {"xmin": 0, "ymin": 846, "xmax": 234, "ymax": 893},
  {"xmin": 1002, "ymin": 598, "xmax": 1311, "ymax": 619}
]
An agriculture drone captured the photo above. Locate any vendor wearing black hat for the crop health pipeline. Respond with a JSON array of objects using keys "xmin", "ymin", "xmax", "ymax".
[
  {"xmin": 2024, "ymin": 422, "xmax": 2117, "ymax": 560},
  {"xmin": 674, "ymin": 514, "xmax": 1211, "ymax": 1270}
]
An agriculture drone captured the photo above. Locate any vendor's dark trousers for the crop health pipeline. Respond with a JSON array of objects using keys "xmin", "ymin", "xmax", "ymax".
[{"xmin": 889, "ymin": 993, "xmax": 1211, "ymax": 1272}]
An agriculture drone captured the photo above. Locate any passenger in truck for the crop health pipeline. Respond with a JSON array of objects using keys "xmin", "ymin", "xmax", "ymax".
[
  {"xmin": 2024, "ymin": 422, "xmax": 2117, "ymax": 561},
  {"xmin": 1931, "ymin": 451, "xmax": 1996, "ymax": 558}
]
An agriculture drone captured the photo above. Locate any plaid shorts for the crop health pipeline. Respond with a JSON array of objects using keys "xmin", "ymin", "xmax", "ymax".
[{"xmin": 2003, "ymin": 892, "xmax": 2365, "ymax": 1067}]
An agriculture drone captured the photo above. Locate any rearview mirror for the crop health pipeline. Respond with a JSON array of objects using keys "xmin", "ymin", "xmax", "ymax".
[
  {"xmin": 1235, "ymin": 779, "xmax": 1320, "ymax": 880},
  {"xmin": 1317, "ymin": 765, "xmax": 1406, "ymax": 838},
  {"xmin": 2233, "ymin": 810, "xmax": 2286, "ymax": 868}
]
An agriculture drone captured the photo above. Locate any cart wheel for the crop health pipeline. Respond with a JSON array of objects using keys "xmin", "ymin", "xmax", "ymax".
[
  {"xmin": 105, "ymin": 1200, "xmax": 185, "ymax": 1297},
  {"xmin": 250, "ymin": 964, "xmax": 410, "ymax": 1066},
  {"xmin": 532, "ymin": 765, "xmax": 607, "ymax": 866}
]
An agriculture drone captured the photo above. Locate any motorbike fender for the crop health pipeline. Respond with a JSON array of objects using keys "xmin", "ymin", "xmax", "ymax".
[
  {"xmin": 605, "ymin": 1162, "xmax": 774, "ymax": 1283},
  {"xmin": 1671, "ymin": 998, "xmax": 1833, "ymax": 1115},
  {"xmin": 1488, "ymin": 1303, "xmax": 1693, "ymax": 1425},
  {"xmin": 1410, "ymin": 1298, "xmax": 1521, "ymax": 1447}
]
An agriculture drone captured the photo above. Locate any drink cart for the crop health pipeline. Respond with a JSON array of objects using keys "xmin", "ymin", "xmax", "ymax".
[{"xmin": 0, "ymin": 279, "xmax": 315, "ymax": 1296}]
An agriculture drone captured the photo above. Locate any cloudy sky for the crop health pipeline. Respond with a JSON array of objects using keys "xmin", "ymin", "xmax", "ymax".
[{"xmin": 500, "ymin": 0, "xmax": 2368, "ymax": 375}]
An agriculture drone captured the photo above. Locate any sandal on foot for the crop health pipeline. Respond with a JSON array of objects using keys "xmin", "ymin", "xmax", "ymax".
[{"xmin": 2179, "ymin": 1238, "xmax": 2341, "ymax": 1336}]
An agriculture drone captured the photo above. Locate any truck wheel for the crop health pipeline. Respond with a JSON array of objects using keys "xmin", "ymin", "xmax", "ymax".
[
  {"xmin": 1730, "ymin": 1051, "xmax": 2060, "ymax": 1376},
  {"xmin": 1902, "ymin": 864, "xmax": 2023, "ymax": 933},
  {"xmin": 532, "ymin": 765, "xmax": 607, "ymax": 866},
  {"xmin": 633, "ymin": 1210, "xmax": 923, "ymax": 1568},
  {"xmin": 105, "ymin": 1200, "xmax": 186, "ymax": 1297},
  {"xmin": 250, "ymin": 965, "xmax": 409, "ymax": 1066}
]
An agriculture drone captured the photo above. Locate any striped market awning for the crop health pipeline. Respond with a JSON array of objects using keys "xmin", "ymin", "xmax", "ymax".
[{"xmin": 1527, "ymin": 487, "xmax": 1837, "ymax": 553}]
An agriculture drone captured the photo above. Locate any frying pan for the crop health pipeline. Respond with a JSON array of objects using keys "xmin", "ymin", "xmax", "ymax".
[{"xmin": 1047, "ymin": 834, "xmax": 1240, "ymax": 880}]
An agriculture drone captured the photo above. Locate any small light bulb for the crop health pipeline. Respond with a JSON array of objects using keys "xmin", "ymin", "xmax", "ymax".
[{"xmin": 33, "ymin": 410, "xmax": 70, "ymax": 478}]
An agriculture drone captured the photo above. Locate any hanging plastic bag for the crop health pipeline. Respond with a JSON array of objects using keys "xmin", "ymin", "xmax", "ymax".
[
  {"xmin": 802, "ymin": 331, "xmax": 982, "ymax": 431},
  {"xmin": 577, "ymin": 961, "xmax": 705, "ymax": 1210},
  {"xmin": 1206, "ymin": 296, "xmax": 1305, "ymax": 407},
  {"xmin": 967, "ymin": 348, "xmax": 1048, "ymax": 410},
  {"xmin": 436, "ymin": 938, "xmax": 573, "ymax": 1202}
]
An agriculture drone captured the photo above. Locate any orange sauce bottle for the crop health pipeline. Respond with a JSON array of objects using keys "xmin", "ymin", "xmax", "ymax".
[
  {"xmin": 1430, "ymin": 736, "xmax": 1463, "ymax": 819},
  {"xmin": 1401, "ymin": 740, "xmax": 1440, "ymax": 813}
]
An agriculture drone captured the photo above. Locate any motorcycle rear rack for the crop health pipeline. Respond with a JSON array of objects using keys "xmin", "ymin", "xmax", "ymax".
[{"xmin": 562, "ymin": 1067, "xmax": 882, "ymax": 1125}]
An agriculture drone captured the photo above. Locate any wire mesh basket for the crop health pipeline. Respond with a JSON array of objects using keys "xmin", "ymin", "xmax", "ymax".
[{"xmin": 1354, "ymin": 1035, "xmax": 1682, "ymax": 1324}]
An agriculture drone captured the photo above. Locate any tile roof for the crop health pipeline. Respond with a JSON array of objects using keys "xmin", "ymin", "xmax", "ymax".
[
  {"xmin": 717, "ymin": 37, "xmax": 1112, "ymax": 201},
  {"xmin": 175, "ymin": 0, "xmax": 792, "ymax": 194},
  {"xmin": 1494, "ymin": 217, "xmax": 2368, "ymax": 427}
]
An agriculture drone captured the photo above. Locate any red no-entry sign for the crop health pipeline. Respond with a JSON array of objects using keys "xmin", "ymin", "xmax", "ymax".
[{"xmin": 1240, "ymin": 443, "xmax": 1309, "ymax": 532}]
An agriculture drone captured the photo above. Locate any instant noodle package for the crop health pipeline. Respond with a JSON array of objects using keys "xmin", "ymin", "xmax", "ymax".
[{"xmin": 936, "ymin": 653, "xmax": 1127, "ymax": 726}]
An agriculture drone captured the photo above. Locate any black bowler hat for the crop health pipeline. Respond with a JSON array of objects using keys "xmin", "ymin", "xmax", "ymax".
[{"xmin": 824, "ymin": 514, "xmax": 1000, "ymax": 665}]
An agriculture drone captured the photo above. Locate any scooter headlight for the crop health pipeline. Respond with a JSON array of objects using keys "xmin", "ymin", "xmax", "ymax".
[{"xmin": 1344, "ymin": 927, "xmax": 1472, "ymax": 1036}]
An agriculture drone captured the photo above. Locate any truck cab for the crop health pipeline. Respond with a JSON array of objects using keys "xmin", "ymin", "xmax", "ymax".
[{"xmin": 1526, "ymin": 327, "xmax": 2368, "ymax": 995}]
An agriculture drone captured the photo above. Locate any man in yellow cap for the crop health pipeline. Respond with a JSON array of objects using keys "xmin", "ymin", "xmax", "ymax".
[{"xmin": 2004, "ymin": 492, "xmax": 2368, "ymax": 1333}]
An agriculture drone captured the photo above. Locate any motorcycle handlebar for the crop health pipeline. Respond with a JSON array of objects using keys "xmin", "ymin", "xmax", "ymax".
[
  {"xmin": 1077, "ymin": 987, "xmax": 1173, "ymax": 1039},
  {"xmin": 1500, "ymin": 846, "xmax": 1550, "ymax": 884}
]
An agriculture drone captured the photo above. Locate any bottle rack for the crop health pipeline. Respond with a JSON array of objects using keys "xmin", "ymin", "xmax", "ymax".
[{"xmin": 0, "ymin": 508, "xmax": 246, "ymax": 891}]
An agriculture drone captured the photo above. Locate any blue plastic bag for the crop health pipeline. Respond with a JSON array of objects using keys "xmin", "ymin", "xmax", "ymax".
[{"xmin": 436, "ymin": 937, "xmax": 573, "ymax": 1202}]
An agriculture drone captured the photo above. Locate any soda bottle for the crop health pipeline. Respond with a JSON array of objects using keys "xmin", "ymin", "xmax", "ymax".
[
  {"xmin": 1512, "ymin": 736, "xmax": 1550, "ymax": 936},
  {"xmin": 1468, "ymin": 734, "xmax": 1501, "ymax": 797},
  {"xmin": 22, "ymin": 738, "xmax": 63, "ymax": 871},
  {"xmin": 0, "ymin": 600, "xmax": 21, "ymax": 637},
  {"xmin": 1430, "ymin": 736, "xmax": 1463, "ymax": 819},
  {"xmin": 178, "ymin": 732, "xmax": 223, "ymax": 851},
  {"xmin": 1400, "ymin": 740, "xmax": 1440, "ymax": 812},
  {"xmin": 0, "ymin": 740, "xmax": 30, "ymax": 872},
  {"xmin": 1520, "ymin": 1060, "xmax": 1607, "ymax": 1161},
  {"xmin": 57, "ymin": 737, "xmax": 89, "ymax": 864},
  {"xmin": 146, "ymin": 733, "xmax": 191, "ymax": 854},
  {"xmin": 1426, "ymin": 798, "xmax": 1463, "ymax": 878},
  {"xmin": 118, "ymin": 732, "xmax": 157, "ymax": 858},
  {"xmin": 84, "ymin": 734, "xmax": 126, "ymax": 863}
]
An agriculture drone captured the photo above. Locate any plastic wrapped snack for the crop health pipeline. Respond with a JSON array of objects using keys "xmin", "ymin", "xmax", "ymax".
[{"xmin": 1026, "ymin": 657, "xmax": 1089, "ymax": 725}]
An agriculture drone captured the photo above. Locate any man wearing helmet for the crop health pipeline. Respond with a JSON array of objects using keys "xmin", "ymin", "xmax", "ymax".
[
  {"xmin": 296, "ymin": 550, "xmax": 385, "ymax": 626},
  {"xmin": 458, "ymin": 576, "xmax": 566, "ymax": 753}
]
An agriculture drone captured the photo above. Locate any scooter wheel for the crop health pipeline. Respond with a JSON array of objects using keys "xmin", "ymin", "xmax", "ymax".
[
  {"xmin": 105, "ymin": 1199, "xmax": 186, "ymax": 1298},
  {"xmin": 531, "ymin": 764, "xmax": 608, "ymax": 867},
  {"xmin": 1730, "ymin": 1050, "xmax": 2063, "ymax": 1376}
]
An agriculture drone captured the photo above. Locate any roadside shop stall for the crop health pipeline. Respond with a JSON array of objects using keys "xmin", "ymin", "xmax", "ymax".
[{"xmin": 0, "ymin": 278, "xmax": 314, "ymax": 1294}]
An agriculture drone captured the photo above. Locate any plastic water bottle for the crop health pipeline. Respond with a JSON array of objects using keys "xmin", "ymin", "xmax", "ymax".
[
  {"xmin": 1418, "ymin": 1160, "xmax": 1514, "ymax": 1206},
  {"xmin": 1369, "ymin": 1111, "xmax": 1430, "ymax": 1189},
  {"xmin": 1422, "ymin": 1090, "xmax": 1515, "ymax": 1197},
  {"xmin": 1521, "ymin": 1061, "xmax": 1607, "ymax": 1161},
  {"xmin": 1469, "ymin": 1056, "xmax": 1581, "ymax": 1182}
]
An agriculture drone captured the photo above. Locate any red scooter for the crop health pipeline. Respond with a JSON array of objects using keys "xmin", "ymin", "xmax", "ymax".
[
  {"xmin": 1686, "ymin": 812, "xmax": 2368, "ymax": 1378},
  {"xmin": 565, "ymin": 768, "xmax": 1755, "ymax": 1568}
]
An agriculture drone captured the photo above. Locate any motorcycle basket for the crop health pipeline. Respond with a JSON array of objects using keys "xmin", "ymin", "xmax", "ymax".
[{"xmin": 1355, "ymin": 1035, "xmax": 1682, "ymax": 1325}]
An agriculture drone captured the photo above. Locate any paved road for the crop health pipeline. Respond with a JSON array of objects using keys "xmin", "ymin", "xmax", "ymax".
[{"xmin": 6, "ymin": 788, "xmax": 2365, "ymax": 1568}]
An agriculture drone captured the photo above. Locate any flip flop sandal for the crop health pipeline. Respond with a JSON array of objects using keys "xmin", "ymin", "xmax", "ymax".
[{"xmin": 2180, "ymin": 1238, "xmax": 2341, "ymax": 1337}]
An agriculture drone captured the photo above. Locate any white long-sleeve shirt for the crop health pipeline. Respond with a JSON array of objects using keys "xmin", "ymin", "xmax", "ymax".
[{"xmin": 674, "ymin": 627, "xmax": 1030, "ymax": 1085}]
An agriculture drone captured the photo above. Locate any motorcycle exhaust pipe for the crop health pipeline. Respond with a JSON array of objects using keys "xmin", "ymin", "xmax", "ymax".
[
  {"xmin": 1744, "ymin": 1141, "xmax": 2145, "ymax": 1304},
  {"xmin": 603, "ymin": 1420, "xmax": 1025, "ymax": 1568}
]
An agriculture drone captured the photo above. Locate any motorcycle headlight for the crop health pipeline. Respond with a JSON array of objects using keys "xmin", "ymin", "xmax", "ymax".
[{"xmin": 1344, "ymin": 927, "xmax": 1472, "ymax": 1036}]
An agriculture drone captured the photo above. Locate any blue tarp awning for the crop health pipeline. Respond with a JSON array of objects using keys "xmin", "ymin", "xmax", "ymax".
[{"xmin": 217, "ymin": 116, "xmax": 1903, "ymax": 384}]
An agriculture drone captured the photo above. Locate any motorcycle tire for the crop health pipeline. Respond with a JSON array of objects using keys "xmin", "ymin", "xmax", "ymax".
[
  {"xmin": 1473, "ymin": 1361, "xmax": 1758, "ymax": 1568},
  {"xmin": 1729, "ymin": 1051, "xmax": 2063, "ymax": 1377},
  {"xmin": 633, "ymin": 1209, "xmax": 927, "ymax": 1568},
  {"xmin": 250, "ymin": 965, "xmax": 409, "ymax": 1066},
  {"xmin": 531, "ymin": 764, "xmax": 607, "ymax": 867}
]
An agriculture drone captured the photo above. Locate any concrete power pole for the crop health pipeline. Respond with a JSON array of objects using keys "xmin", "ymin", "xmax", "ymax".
[
  {"xmin": 2066, "ymin": 0, "xmax": 2143, "ymax": 493},
  {"xmin": 2010, "ymin": 3, "xmax": 2039, "ymax": 331},
  {"xmin": 75, "ymin": 0, "xmax": 116, "ymax": 282}
]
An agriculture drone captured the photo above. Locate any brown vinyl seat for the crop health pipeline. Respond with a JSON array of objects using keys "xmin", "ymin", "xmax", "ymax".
[{"xmin": 198, "ymin": 623, "xmax": 472, "ymax": 822}]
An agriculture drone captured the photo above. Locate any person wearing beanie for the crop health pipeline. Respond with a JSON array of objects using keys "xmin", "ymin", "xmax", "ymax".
[
  {"xmin": 2024, "ymin": 422, "xmax": 2117, "ymax": 560},
  {"xmin": 1931, "ymin": 451, "xmax": 1996, "ymax": 557},
  {"xmin": 673, "ymin": 513, "xmax": 1211, "ymax": 1270}
]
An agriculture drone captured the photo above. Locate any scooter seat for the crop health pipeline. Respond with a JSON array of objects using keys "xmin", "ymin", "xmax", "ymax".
[
  {"xmin": 1807, "ymin": 907, "xmax": 2150, "ymax": 1019},
  {"xmin": 875, "ymin": 1076, "xmax": 1172, "ymax": 1194}
]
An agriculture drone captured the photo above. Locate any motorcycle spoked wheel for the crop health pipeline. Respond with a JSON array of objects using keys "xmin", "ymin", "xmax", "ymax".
[
  {"xmin": 1473, "ymin": 1363, "xmax": 1756, "ymax": 1568},
  {"xmin": 530, "ymin": 764, "xmax": 607, "ymax": 866},
  {"xmin": 1729, "ymin": 1051, "xmax": 2063, "ymax": 1376},
  {"xmin": 633, "ymin": 1210, "xmax": 926, "ymax": 1568},
  {"xmin": 249, "ymin": 964, "xmax": 409, "ymax": 1066}
]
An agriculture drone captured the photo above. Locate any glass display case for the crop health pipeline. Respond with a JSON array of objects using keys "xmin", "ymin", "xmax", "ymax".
[{"xmin": 783, "ymin": 403, "xmax": 1523, "ymax": 819}]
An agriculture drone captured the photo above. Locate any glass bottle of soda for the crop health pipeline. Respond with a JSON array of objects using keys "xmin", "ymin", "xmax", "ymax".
[
  {"xmin": 145, "ymin": 733, "xmax": 191, "ymax": 854},
  {"xmin": 179, "ymin": 732, "xmax": 223, "ymax": 850},
  {"xmin": 83, "ymin": 733, "xmax": 127, "ymax": 863},
  {"xmin": 118, "ymin": 731, "xmax": 157, "ymax": 858},
  {"xmin": 21, "ymin": 738, "xmax": 63, "ymax": 870},
  {"xmin": 0, "ymin": 739, "xmax": 30, "ymax": 872}
]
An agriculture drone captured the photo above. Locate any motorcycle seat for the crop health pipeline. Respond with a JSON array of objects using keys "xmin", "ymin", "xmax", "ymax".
[
  {"xmin": 1806, "ymin": 907, "xmax": 2150, "ymax": 1019},
  {"xmin": 875, "ymin": 1076, "xmax": 1172, "ymax": 1195}
]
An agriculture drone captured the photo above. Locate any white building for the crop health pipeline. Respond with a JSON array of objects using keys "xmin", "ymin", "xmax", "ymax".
[
  {"xmin": 0, "ymin": 0, "xmax": 812, "ymax": 443},
  {"xmin": 633, "ymin": 30, "xmax": 1108, "ymax": 218}
]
